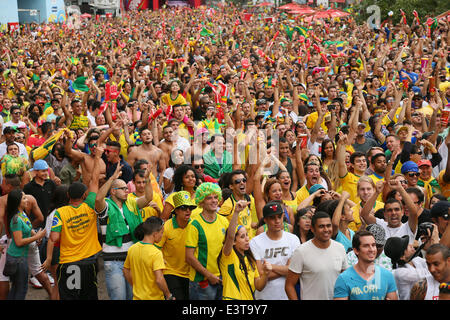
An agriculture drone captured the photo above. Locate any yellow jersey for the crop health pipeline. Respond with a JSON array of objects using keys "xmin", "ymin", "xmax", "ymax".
[
  {"xmin": 124, "ymin": 242, "xmax": 166, "ymax": 300},
  {"xmin": 218, "ymin": 195, "xmax": 258, "ymax": 239},
  {"xmin": 219, "ymin": 248, "xmax": 259, "ymax": 300},
  {"xmin": 155, "ymin": 215, "xmax": 190, "ymax": 278},
  {"xmin": 51, "ymin": 192, "xmax": 102, "ymax": 264},
  {"xmin": 185, "ymin": 213, "xmax": 229, "ymax": 282},
  {"xmin": 295, "ymin": 185, "xmax": 310, "ymax": 206},
  {"xmin": 349, "ymin": 200, "xmax": 385, "ymax": 232},
  {"xmin": 340, "ymin": 172, "xmax": 361, "ymax": 205}
]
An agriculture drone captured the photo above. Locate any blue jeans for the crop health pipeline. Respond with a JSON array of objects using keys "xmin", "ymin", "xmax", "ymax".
[
  {"xmin": 104, "ymin": 260, "xmax": 133, "ymax": 300},
  {"xmin": 7, "ymin": 255, "xmax": 28, "ymax": 300},
  {"xmin": 189, "ymin": 281, "xmax": 222, "ymax": 300}
]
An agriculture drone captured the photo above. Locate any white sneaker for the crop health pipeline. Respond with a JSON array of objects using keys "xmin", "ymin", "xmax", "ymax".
[
  {"xmin": 29, "ymin": 276, "xmax": 43, "ymax": 289},
  {"xmin": 47, "ymin": 273, "xmax": 55, "ymax": 286}
]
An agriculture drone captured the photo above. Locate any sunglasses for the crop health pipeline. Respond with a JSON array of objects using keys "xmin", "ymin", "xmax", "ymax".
[
  {"xmin": 113, "ymin": 186, "xmax": 128, "ymax": 191},
  {"xmin": 412, "ymin": 151, "xmax": 422, "ymax": 155},
  {"xmin": 399, "ymin": 180, "xmax": 408, "ymax": 185},
  {"xmin": 407, "ymin": 172, "xmax": 420, "ymax": 177},
  {"xmin": 194, "ymin": 164, "xmax": 205, "ymax": 169},
  {"xmin": 177, "ymin": 205, "xmax": 193, "ymax": 211},
  {"xmin": 233, "ymin": 178, "xmax": 247, "ymax": 184},
  {"xmin": 89, "ymin": 143, "xmax": 97, "ymax": 148}
]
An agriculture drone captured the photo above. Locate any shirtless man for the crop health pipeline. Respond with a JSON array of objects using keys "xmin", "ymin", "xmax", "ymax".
[
  {"xmin": 127, "ymin": 128, "xmax": 166, "ymax": 179},
  {"xmin": 0, "ymin": 174, "xmax": 55, "ymax": 300},
  {"xmin": 63, "ymin": 130, "xmax": 106, "ymax": 187}
]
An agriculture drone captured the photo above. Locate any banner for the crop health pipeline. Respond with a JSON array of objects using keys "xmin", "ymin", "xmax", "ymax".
[{"xmin": 123, "ymin": 0, "xmax": 150, "ymax": 10}]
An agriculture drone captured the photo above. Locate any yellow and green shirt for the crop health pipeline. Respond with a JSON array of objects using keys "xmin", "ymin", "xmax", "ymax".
[
  {"xmin": 185, "ymin": 213, "xmax": 229, "ymax": 282},
  {"xmin": 51, "ymin": 192, "xmax": 102, "ymax": 264},
  {"xmin": 219, "ymin": 248, "xmax": 259, "ymax": 300}
]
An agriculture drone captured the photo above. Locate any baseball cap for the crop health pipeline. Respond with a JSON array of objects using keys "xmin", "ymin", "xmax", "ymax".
[
  {"xmin": 30, "ymin": 159, "xmax": 49, "ymax": 171},
  {"xmin": 401, "ymin": 161, "xmax": 419, "ymax": 174},
  {"xmin": 366, "ymin": 224, "xmax": 386, "ymax": 247},
  {"xmin": 319, "ymin": 97, "xmax": 328, "ymax": 103},
  {"xmin": 430, "ymin": 201, "xmax": 450, "ymax": 220},
  {"xmin": 357, "ymin": 122, "xmax": 366, "ymax": 128},
  {"xmin": 263, "ymin": 201, "xmax": 284, "ymax": 218},
  {"xmin": 417, "ymin": 159, "xmax": 432, "ymax": 167},
  {"xmin": 308, "ymin": 184, "xmax": 325, "ymax": 195},
  {"xmin": 172, "ymin": 191, "xmax": 197, "ymax": 213},
  {"xmin": 384, "ymin": 235, "xmax": 409, "ymax": 264}
]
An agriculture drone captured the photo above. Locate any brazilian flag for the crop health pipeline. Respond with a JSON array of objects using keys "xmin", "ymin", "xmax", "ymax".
[
  {"xmin": 30, "ymin": 128, "xmax": 66, "ymax": 161},
  {"xmin": 200, "ymin": 27, "xmax": 214, "ymax": 38},
  {"xmin": 69, "ymin": 76, "xmax": 90, "ymax": 93}
]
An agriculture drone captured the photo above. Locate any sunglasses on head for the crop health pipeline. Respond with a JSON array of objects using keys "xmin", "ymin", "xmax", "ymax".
[{"xmin": 234, "ymin": 178, "xmax": 247, "ymax": 184}]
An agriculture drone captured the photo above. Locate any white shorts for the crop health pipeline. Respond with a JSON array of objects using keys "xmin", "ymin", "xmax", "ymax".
[
  {"xmin": 0, "ymin": 235, "xmax": 10, "ymax": 282},
  {"xmin": 27, "ymin": 241, "xmax": 43, "ymax": 277}
]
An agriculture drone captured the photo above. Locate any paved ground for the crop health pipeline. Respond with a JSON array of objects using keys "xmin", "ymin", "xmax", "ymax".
[{"xmin": 26, "ymin": 257, "xmax": 109, "ymax": 300}]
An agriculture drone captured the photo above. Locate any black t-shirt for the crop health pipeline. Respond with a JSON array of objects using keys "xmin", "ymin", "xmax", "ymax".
[{"xmin": 23, "ymin": 178, "xmax": 57, "ymax": 227}]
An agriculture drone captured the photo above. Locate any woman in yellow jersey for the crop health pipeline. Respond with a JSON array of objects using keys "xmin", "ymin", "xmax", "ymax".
[
  {"xmin": 161, "ymin": 79, "xmax": 187, "ymax": 107},
  {"xmin": 123, "ymin": 217, "xmax": 175, "ymax": 300},
  {"xmin": 219, "ymin": 199, "xmax": 272, "ymax": 300},
  {"xmin": 161, "ymin": 165, "xmax": 202, "ymax": 220}
]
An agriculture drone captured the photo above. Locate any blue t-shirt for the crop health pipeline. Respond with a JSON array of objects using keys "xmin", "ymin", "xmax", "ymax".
[
  {"xmin": 334, "ymin": 265, "xmax": 397, "ymax": 300},
  {"xmin": 335, "ymin": 229, "xmax": 355, "ymax": 253}
]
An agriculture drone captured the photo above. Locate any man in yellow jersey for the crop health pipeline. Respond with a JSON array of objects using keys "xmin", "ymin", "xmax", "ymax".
[
  {"xmin": 185, "ymin": 182, "xmax": 229, "ymax": 300},
  {"xmin": 218, "ymin": 170, "xmax": 258, "ymax": 239},
  {"xmin": 50, "ymin": 147, "xmax": 103, "ymax": 300},
  {"xmin": 128, "ymin": 169, "xmax": 163, "ymax": 221},
  {"xmin": 156, "ymin": 191, "xmax": 196, "ymax": 300},
  {"xmin": 295, "ymin": 162, "xmax": 323, "ymax": 206},
  {"xmin": 337, "ymin": 133, "xmax": 367, "ymax": 204},
  {"xmin": 368, "ymin": 153, "xmax": 388, "ymax": 202}
]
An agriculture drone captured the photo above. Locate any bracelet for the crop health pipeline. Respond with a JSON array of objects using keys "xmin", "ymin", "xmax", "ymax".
[{"xmin": 166, "ymin": 293, "xmax": 174, "ymax": 300}]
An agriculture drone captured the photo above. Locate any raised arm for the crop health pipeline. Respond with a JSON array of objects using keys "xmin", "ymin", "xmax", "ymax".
[
  {"xmin": 360, "ymin": 181, "xmax": 384, "ymax": 226},
  {"xmin": 222, "ymin": 200, "xmax": 248, "ymax": 256},
  {"xmin": 95, "ymin": 160, "xmax": 121, "ymax": 213},
  {"xmin": 135, "ymin": 166, "xmax": 154, "ymax": 209}
]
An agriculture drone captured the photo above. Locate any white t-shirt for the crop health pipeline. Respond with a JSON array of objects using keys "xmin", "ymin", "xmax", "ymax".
[
  {"xmin": 249, "ymin": 231, "xmax": 300, "ymax": 300},
  {"xmin": 392, "ymin": 257, "xmax": 440, "ymax": 300},
  {"xmin": 289, "ymin": 239, "xmax": 348, "ymax": 300},
  {"xmin": 4, "ymin": 120, "xmax": 26, "ymax": 129},
  {"xmin": 375, "ymin": 217, "xmax": 416, "ymax": 244}
]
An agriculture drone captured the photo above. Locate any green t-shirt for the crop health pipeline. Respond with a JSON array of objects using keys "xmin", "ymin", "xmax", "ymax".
[{"xmin": 7, "ymin": 212, "xmax": 33, "ymax": 257}]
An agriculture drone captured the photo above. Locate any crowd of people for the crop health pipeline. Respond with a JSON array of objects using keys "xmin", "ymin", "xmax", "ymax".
[{"xmin": 0, "ymin": 4, "xmax": 449, "ymax": 301}]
